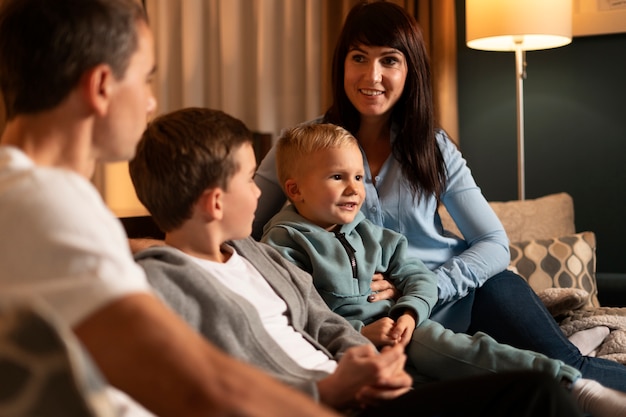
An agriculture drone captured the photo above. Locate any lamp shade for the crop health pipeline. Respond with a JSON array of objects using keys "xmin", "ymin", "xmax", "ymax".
[{"xmin": 466, "ymin": 0, "xmax": 572, "ymax": 51}]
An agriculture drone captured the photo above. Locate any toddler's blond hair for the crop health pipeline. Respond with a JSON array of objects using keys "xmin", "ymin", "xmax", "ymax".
[{"xmin": 275, "ymin": 123, "xmax": 358, "ymax": 194}]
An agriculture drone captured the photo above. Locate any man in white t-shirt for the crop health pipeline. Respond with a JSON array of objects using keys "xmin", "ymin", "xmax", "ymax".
[{"xmin": 0, "ymin": 1, "xmax": 339, "ymax": 417}]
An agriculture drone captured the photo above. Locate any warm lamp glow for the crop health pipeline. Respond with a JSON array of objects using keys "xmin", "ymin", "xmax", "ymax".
[
  {"xmin": 465, "ymin": 0, "xmax": 572, "ymax": 201},
  {"xmin": 466, "ymin": 0, "xmax": 572, "ymax": 52}
]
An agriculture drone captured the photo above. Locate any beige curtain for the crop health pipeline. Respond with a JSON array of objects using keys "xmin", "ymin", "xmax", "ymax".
[
  {"xmin": 145, "ymin": 0, "xmax": 324, "ymax": 136},
  {"xmin": 95, "ymin": 0, "xmax": 458, "ymax": 215}
]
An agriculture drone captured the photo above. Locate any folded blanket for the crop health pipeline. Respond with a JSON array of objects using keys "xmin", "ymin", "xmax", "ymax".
[{"xmin": 538, "ymin": 289, "xmax": 626, "ymax": 365}]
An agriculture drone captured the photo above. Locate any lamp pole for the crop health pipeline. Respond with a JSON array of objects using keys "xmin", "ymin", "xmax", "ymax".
[{"xmin": 514, "ymin": 40, "xmax": 526, "ymax": 201}]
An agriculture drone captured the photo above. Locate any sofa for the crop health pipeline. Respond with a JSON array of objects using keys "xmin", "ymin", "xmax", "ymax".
[
  {"xmin": 439, "ymin": 192, "xmax": 626, "ymax": 364},
  {"xmin": 121, "ymin": 192, "xmax": 626, "ymax": 363}
]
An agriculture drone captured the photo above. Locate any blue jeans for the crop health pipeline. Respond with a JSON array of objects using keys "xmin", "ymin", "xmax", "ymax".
[{"xmin": 448, "ymin": 269, "xmax": 626, "ymax": 392}]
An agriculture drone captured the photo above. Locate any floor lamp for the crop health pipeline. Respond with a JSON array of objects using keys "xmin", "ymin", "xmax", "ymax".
[{"xmin": 465, "ymin": 0, "xmax": 572, "ymax": 200}]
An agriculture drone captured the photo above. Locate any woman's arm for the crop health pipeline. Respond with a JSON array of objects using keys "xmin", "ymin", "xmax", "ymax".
[
  {"xmin": 434, "ymin": 135, "xmax": 510, "ymax": 303},
  {"xmin": 370, "ymin": 134, "xmax": 510, "ymax": 305},
  {"xmin": 253, "ymin": 145, "xmax": 287, "ymax": 240}
]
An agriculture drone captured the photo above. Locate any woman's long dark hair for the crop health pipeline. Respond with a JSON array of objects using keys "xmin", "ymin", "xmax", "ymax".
[{"xmin": 324, "ymin": 1, "xmax": 446, "ymax": 201}]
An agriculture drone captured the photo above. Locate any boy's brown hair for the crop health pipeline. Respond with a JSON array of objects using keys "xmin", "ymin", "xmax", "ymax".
[
  {"xmin": 276, "ymin": 123, "xmax": 358, "ymax": 196},
  {"xmin": 129, "ymin": 107, "xmax": 253, "ymax": 232}
]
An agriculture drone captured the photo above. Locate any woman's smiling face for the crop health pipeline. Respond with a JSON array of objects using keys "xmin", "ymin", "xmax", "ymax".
[{"xmin": 343, "ymin": 43, "xmax": 407, "ymax": 122}]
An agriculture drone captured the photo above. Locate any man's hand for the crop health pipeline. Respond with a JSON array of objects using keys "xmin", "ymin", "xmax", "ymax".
[
  {"xmin": 368, "ymin": 273, "xmax": 400, "ymax": 302},
  {"xmin": 355, "ymin": 344, "xmax": 412, "ymax": 407},
  {"xmin": 316, "ymin": 344, "xmax": 412, "ymax": 410}
]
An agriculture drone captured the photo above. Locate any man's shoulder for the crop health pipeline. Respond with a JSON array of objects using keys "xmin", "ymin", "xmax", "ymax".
[
  {"xmin": 0, "ymin": 149, "xmax": 150, "ymax": 326},
  {"xmin": 0, "ymin": 153, "xmax": 121, "ymax": 245},
  {"xmin": 1, "ymin": 150, "xmax": 101, "ymax": 211}
]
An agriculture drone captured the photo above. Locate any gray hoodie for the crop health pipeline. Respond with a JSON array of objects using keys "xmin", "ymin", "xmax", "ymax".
[{"xmin": 134, "ymin": 237, "xmax": 371, "ymax": 400}]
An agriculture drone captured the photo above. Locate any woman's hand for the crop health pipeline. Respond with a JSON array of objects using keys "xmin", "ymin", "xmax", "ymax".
[{"xmin": 368, "ymin": 273, "xmax": 401, "ymax": 302}]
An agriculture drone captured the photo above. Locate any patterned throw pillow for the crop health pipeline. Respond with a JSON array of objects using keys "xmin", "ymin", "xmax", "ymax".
[
  {"xmin": 509, "ymin": 231, "xmax": 600, "ymax": 308},
  {"xmin": 0, "ymin": 300, "xmax": 115, "ymax": 417}
]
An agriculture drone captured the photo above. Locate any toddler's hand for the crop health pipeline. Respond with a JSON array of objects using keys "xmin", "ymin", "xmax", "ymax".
[
  {"xmin": 391, "ymin": 313, "xmax": 416, "ymax": 348},
  {"xmin": 361, "ymin": 317, "xmax": 399, "ymax": 347}
]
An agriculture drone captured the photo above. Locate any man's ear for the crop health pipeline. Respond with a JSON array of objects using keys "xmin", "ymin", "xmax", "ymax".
[
  {"xmin": 197, "ymin": 188, "xmax": 223, "ymax": 221},
  {"xmin": 284, "ymin": 179, "xmax": 301, "ymax": 201},
  {"xmin": 81, "ymin": 64, "xmax": 114, "ymax": 116}
]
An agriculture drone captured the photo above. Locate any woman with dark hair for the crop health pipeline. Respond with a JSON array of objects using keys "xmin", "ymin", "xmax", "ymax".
[{"xmin": 253, "ymin": 0, "xmax": 626, "ymax": 393}]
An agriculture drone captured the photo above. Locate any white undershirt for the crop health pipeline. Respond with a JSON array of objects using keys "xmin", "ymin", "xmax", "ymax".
[{"xmin": 188, "ymin": 246, "xmax": 337, "ymax": 374}]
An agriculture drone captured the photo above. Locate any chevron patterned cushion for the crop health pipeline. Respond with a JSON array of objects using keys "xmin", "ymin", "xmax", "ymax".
[{"xmin": 509, "ymin": 231, "xmax": 600, "ymax": 308}]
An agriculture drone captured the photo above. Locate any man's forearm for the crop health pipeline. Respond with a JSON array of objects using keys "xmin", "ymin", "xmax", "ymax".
[{"xmin": 75, "ymin": 293, "xmax": 340, "ymax": 417}]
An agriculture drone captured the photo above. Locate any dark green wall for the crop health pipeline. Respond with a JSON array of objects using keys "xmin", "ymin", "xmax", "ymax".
[{"xmin": 455, "ymin": 0, "xmax": 626, "ymax": 273}]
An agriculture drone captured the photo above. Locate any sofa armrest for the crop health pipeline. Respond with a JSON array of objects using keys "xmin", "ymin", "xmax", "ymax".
[
  {"xmin": 119, "ymin": 215, "xmax": 164, "ymax": 239},
  {"xmin": 596, "ymin": 273, "xmax": 626, "ymax": 307}
]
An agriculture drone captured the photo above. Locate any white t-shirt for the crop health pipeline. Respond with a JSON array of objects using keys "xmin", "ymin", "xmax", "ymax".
[
  {"xmin": 0, "ymin": 147, "xmax": 150, "ymax": 326},
  {"xmin": 0, "ymin": 147, "xmax": 154, "ymax": 416},
  {"xmin": 189, "ymin": 246, "xmax": 338, "ymax": 374}
]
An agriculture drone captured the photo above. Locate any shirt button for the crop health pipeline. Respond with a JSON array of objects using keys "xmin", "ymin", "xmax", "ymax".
[{"xmin": 370, "ymin": 206, "xmax": 377, "ymax": 213}]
